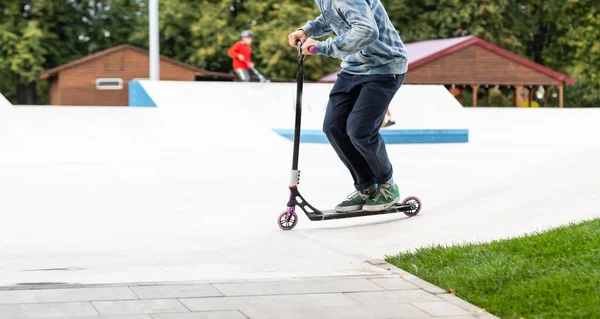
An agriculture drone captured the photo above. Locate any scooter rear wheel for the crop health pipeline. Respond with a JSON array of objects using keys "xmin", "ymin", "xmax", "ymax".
[{"xmin": 278, "ymin": 211, "xmax": 298, "ymax": 230}]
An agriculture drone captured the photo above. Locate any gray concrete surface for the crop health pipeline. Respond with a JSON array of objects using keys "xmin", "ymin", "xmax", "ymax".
[{"xmin": 0, "ymin": 262, "xmax": 499, "ymax": 319}]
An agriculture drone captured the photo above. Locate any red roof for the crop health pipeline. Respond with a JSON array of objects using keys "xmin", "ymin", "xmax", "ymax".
[{"xmin": 317, "ymin": 36, "xmax": 575, "ymax": 85}]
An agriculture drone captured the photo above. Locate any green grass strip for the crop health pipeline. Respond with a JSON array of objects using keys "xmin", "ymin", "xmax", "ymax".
[{"xmin": 386, "ymin": 219, "xmax": 600, "ymax": 319}]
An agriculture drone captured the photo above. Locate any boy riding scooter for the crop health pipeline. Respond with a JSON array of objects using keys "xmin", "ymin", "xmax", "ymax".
[{"xmin": 288, "ymin": 0, "xmax": 408, "ymax": 212}]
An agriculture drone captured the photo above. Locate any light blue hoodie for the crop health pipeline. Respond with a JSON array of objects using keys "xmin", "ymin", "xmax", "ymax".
[{"xmin": 301, "ymin": 0, "xmax": 408, "ymax": 75}]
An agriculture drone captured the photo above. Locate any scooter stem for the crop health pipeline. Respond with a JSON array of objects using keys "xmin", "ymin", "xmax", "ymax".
[{"xmin": 291, "ymin": 41, "xmax": 304, "ymax": 176}]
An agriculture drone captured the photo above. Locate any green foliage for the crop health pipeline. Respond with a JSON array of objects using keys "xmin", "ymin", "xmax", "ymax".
[
  {"xmin": 382, "ymin": 0, "xmax": 527, "ymax": 53},
  {"xmin": 565, "ymin": 79, "xmax": 600, "ymax": 108},
  {"xmin": 557, "ymin": 1, "xmax": 600, "ymax": 107},
  {"xmin": 382, "ymin": 0, "xmax": 600, "ymax": 107},
  {"xmin": 11, "ymin": 20, "xmax": 46, "ymax": 83},
  {"xmin": 179, "ymin": 0, "xmax": 339, "ymax": 79},
  {"xmin": 0, "ymin": 0, "xmax": 598, "ymax": 105},
  {"xmin": 0, "ymin": 0, "xmax": 143, "ymax": 103}
]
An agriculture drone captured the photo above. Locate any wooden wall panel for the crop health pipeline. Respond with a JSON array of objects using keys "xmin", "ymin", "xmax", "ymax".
[
  {"xmin": 53, "ymin": 48, "xmax": 197, "ymax": 106},
  {"xmin": 405, "ymin": 44, "xmax": 561, "ymax": 86}
]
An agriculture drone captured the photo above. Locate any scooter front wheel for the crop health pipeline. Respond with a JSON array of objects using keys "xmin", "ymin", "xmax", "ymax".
[
  {"xmin": 402, "ymin": 196, "xmax": 422, "ymax": 217},
  {"xmin": 278, "ymin": 210, "xmax": 298, "ymax": 230}
]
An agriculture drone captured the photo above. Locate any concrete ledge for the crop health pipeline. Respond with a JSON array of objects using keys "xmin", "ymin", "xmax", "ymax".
[
  {"xmin": 366, "ymin": 259, "xmax": 500, "ymax": 318},
  {"xmin": 0, "ymin": 270, "xmax": 499, "ymax": 318},
  {"xmin": 273, "ymin": 129, "xmax": 469, "ymax": 144},
  {"xmin": 128, "ymin": 81, "xmax": 156, "ymax": 107},
  {"xmin": 0, "ymin": 92, "xmax": 11, "ymax": 107}
]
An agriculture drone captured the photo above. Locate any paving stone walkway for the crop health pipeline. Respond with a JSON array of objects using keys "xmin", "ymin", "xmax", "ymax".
[{"xmin": 0, "ymin": 261, "xmax": 499, "ymax": 319}]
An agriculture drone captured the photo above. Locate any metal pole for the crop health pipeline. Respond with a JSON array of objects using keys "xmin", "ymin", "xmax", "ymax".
[{"xmin": 149, "ymin": 0, "xmax": 160, "ymax": 81}]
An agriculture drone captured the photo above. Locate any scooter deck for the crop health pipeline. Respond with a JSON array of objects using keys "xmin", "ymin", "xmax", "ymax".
[{"xmin": 307, "ymin": 204, "xmax": 413, "ymax": 221}]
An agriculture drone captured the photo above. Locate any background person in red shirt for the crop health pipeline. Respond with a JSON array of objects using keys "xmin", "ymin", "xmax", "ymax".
[{"xmin": 228, "ymin": 30, "xmax": 255, "ymax": 82}]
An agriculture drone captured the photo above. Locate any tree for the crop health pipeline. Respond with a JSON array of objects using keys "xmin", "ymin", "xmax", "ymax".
[
  {"xmin": 0, "ymin": 0, "xmax": 144, "ymax": 104},
  {"xmin": 516, "ymin": 0, "xmax": 600, "ymax": 106},
  {"xmin": 181, "ymin": 0, "xmax": 339, "ymax": 79},
  {"xmin": 383, "ymin": 0, "xmax": 528, "ymax": 52},
  {"xmin": 383, "ymin": 0, "xmax": 600, "ymax": 107},
  {"xmin": 553, "ymin": 0, "xmax": 600, "ymax": 106},
  {"xmin": 0, "ymin": 1, "xmax": 46, "ymax": 103},
  {"xmin": 0, "ymin": 0, "xmax": 598, "ymax": 106}
]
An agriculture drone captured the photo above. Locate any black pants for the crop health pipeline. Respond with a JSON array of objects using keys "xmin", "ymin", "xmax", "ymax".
[{"xmin": 323, "ymin": 72, "xmax": 405, "ymax": 191}]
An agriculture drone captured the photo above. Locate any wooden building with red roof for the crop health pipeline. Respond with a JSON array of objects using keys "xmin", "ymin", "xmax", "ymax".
[
  {"xmin": 318, "ymin": 36, "xmax": 575, "ymax": 108},
  {"xmin": 39, "ymin": 44, "xmax": 236, "ymax": 106}
]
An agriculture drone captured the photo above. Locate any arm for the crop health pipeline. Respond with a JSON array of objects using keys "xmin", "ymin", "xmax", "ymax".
[
  {"xmin": 300, "ymin": 14, "xmax": 332, "ymax": 38},
  {"xmin": 227, "ymin": 42, "xmax": 253, "ymax": 67},
  {"xmin": 227, "ymin": 42, "xmax": 241, "ymax": 60},
  {"xmin": 316, "ymin": 0, "xmax": 379, "ymax": 58}
]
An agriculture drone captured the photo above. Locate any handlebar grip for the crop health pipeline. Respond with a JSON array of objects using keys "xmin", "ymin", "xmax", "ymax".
[{"xmin": 297, "ymin": 41, "xmax": 318, "ymax": 55}]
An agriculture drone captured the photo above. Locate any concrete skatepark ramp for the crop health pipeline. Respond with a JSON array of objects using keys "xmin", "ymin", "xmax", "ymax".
[
  {"xmin": 1, "ymin": 81, "xmax": 600, "ymax": 286},
  {"xmin": 0, "ymin": 93, "xmax": 10, "ymax": 107},
  {"xmin": 133, "ymin": 81, "xmax": 470, "ymax": 144}
]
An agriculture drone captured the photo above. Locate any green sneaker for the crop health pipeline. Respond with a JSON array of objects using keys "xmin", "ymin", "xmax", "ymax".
[
  {"xmin": 363, "ymin": 184, "xmax": 400, "ymax": 212},
  {"xmin": 335, "ymin": 189, "xmax": 374, "ymax": 212}
]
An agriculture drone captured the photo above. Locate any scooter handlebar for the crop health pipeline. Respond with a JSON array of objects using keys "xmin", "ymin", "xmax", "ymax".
[{"xmin": 296, "ymin": 41, "xmax": 319, "ymax": 55}]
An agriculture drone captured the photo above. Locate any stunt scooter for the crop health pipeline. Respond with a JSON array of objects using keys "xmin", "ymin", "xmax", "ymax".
[
  {"xmin": 250, "ymin": 67, "xmax": 269, "ymax": 83},
  {"xmin": 277, "ymin": 42, "xmax": 422, "ymax": 230}
]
